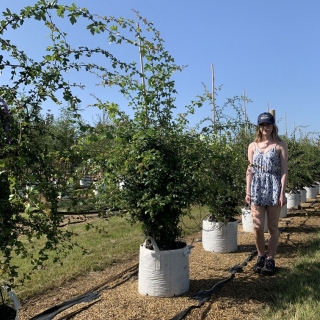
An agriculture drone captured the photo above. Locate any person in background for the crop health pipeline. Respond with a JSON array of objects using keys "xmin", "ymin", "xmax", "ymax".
[{"xmin": 245, "ymin": 112, "xmax": 288, "ymax": 275}]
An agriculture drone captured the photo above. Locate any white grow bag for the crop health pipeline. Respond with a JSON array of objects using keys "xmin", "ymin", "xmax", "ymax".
[
  {"xmin": 202, "ymin": 219, "xmax": 238, "ymax": 253},
  {"xmin": 314, "ymin": 182, "xmax": 320, "ymax": 195},
  {"xmin": 241, "ymin": 207, "xmax": 254, "ymax": 232},
  {"xmin": 280, "ymin": 203, "xmax": 287, "ymax": 218},
  {"xmin": 79, "ymin": 176, "xmax": 93, "ymax": 187},
  {"xmin": 241, "ymin": 208, "xmax": 269, "ymax": 233},
  {"xmin": 305, "ymin": 186, "xmax": 317, "ymax": 200},
  {"xmin": 286, "ymin": 192, "xmax": 300, "ymax": 209},
  {"xmin": 138, "ymin": 237, "xmax": 191, "ymax": 297},
  {"xmin": 299, "ymin": 189, "xmax": 307, "ymax": 203}
]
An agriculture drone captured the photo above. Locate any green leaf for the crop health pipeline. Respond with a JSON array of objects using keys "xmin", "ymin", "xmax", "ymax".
[
  {"xmin": 69, "ymin": 15, "xmax": 77, "ymax": 24},
  {"xmin": 56, "ymin": 5, "xmax": 65, "ymax": 17}
]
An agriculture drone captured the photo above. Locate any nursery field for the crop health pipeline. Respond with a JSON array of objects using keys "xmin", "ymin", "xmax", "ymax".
[
  {"xmin": 2, "ymin": 3, "xmax": 320, "ymax": 320},
  {"xmin": 15, "ymin": 197, "xmax": 320, "ymax": 320}
]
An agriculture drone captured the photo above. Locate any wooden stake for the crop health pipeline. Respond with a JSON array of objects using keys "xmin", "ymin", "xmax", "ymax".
[
  {"xmin": 284, "ymin": 113, "xmax": 287, "ymax": 136},
  {"xmin": 269, "ymin": 109, "xmax": 276, "ymax": 123}
]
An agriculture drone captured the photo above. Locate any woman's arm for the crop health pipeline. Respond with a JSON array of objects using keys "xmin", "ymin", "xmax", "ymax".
[
  {"xmin": 245, "ymin": 142, "xmax": 254, "ymax": 204},
  {"xmin": 278, "ymin": 140, "xmax": 288, "ymax": 206}
]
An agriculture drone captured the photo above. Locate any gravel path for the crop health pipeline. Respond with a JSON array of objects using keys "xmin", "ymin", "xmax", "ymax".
[{"xmin": 18, "ymin": 200, "xmax": 320, "ymax": 320}]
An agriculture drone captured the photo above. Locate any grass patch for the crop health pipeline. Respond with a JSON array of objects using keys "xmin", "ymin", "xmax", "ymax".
[
  {"xmin": 11, "ymin": 214, "xmax": 144, "ymax": 299},
  {"xmin": 7, "ymin": 206, "xmax": 209, "ymax": 300},
  {"xmin": 263, "ymin": 233, "xmax": 320, "ymax": 320}
]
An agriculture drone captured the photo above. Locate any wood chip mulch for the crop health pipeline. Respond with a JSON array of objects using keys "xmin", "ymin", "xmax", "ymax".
[{"xmin": 17, "ymin": 198, "xmax": 320, "ymax": 320}]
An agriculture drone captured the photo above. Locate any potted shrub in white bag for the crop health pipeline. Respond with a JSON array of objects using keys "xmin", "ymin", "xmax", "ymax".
[
  {"xmin": 102, "ymin": 126, "xmax": 207, "ymax": 297},
  {"xmin": 96, "ymin": 20, "xmax": 208, "ymax": 297},
  {"xmin": 202, "ymin": 133, "xmax": 247, "ymax": 253}
]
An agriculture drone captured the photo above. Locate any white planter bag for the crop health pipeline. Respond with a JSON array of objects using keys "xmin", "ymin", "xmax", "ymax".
[
  {"xmin": 312, "ymin": 186, "xmax": 317, "ymax": 198},
  {"xmin": 241, "ymin": 208, "xmax": 269, "ymax": 233},
  {"xmin": 314, "ymin": 181, "xmax": 320, "ymax": 194},
  {"xmin": 299, "ymin": 189, "xmax": 307, "ymax": 203},
  {"xmin": 314, "ymin": 182, "xmax": 319, "ymax": 195},
  {"xmin": 138, "ymin": 237, "xmax": 191, "ymax": 297},
  {"xmin": 280, "ymin": 203, "xmax": 287, "ymax": 218},
  {"xmin": 92, "ymin": 182, "xmax": 106, "ymax": 196},
  {"xmin": 202, "ymin": 219, "xmax": 238, "ymax": 253},
  {"xmin": 296, "ymin": 191, "xmax": 301, "ymax": 206},
  {"xmin": 79, "ymin": 176, "xmax": 93, "ymax": 187},
  {"xmin": 305, "ymin": 186, "xmax": 317, "ymax": 200},
  {"xmin": 286, "ymin": 192, "xmax": 300, "ymax": 209},
  {"xmin": 241, "ymin": 207, "xmax": 254, "ymax": 232}
]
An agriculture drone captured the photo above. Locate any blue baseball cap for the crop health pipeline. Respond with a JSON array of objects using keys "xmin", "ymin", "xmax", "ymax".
[{"xmin": 257, "ymin": 112, "xmax": 275, "ymax": 125}]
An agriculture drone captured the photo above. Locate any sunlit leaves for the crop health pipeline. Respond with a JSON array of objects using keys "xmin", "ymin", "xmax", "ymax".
[
  {"xmin": 56, "ymin": 5, "xmax": 65, "ymax": 18},
  {"xmin": 0, "ymin": 0, "xmax": 198, "ymax": 281}
]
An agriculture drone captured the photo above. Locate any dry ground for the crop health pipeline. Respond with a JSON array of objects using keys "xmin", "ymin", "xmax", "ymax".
[{"xmin": 18, "ymin": 198, "xmax": 320, "ymax": 320}]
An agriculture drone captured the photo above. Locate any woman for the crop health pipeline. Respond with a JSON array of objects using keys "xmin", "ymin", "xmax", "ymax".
[{"xmin": 245, "ymin": 112, "xmax": 288, "ymax": 275}]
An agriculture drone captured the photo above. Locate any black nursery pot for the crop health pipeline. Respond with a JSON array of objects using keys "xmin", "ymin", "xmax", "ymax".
[{"xmin": 0, "ymin": 304, "xmax": 16, "ymax": 320}]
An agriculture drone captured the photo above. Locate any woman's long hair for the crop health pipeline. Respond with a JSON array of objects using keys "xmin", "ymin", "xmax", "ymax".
[{"xmin": 254, "ymin": 124, "xmax": 281, "ymax": 144}]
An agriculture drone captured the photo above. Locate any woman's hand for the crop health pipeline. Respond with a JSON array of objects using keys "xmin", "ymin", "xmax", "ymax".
[
  {"xmin": 279, "ymin": 194, "xmax": 287, "ymax": 207},
  {"xmin": 245, "ymin": 194, "xmax": 251, "ymax": 204}
]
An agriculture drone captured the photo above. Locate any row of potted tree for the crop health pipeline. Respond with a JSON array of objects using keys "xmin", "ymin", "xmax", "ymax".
[{"xmin": 1, "ymin": 1, "xmax": 320, "ymax": 299}]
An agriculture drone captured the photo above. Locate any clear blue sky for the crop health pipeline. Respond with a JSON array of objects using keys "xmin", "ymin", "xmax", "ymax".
[{"xmin": 1, "ymin": 0, "xmax": 320, "ymax": 137}]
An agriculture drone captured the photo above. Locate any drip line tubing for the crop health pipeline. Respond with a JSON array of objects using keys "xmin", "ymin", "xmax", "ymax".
[
  {"xmin": 23, "ymin": 219, "xmax": 296, "ymax": 320},
  {"xmin": 170, "ymin": 222, "xmax": 291, "ymax": 320},
  {"xmin": 170, "ymin": 250, "xmax": 257, "ymax": 320},
  {"xmin": 29, "ymin": 263, "xmax": 139, "ymax": 320}
]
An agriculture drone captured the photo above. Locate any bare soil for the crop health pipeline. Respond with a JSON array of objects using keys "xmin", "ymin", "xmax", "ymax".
[{"xmin": 17, "ymin": 199, "xmax": 320, "ymax": 320}]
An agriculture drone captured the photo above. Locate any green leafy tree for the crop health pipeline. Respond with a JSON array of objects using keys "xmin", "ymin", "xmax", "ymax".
[
  {"xmin": 79, "ymin": 22, "xmax": 212, "ymax": 248},
  {"xmin": 0, "ymin": 0, "xmax": 213, "ymax": 282},
  {"xmin": 203, "ymin": 100, "xmax": 252, "ymax": 223},
  {"xmin": 283, "ymin": 132, "xmax": 315, "ymax": 191},
  {"xmin": 0, "ymin": 1, "xmax": 174, "ymax": 282}
]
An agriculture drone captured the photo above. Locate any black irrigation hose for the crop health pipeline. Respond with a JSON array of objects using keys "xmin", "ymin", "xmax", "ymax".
[
  {"xmin": 170, "ymin": 275, "xmax": 235, "ymax": 320},
  {"xmin": 29, "ymin": 292, "xmax": 101, "ymax": 320},
  {"xmin": 170, "ymin": 250, "xmax": 257, "ymax": 320},
  {"xmin": 28, "ymin": 263, "xmax": 139, "ymax": 320},
  {"xmin": 48, "ymin": 269, "xmax": 140, "ymax": 320},
  {"xmin": 96, "ymin": 268, "xmax": 139, "ymax": 292},
  {"xmin": 88, "ymin": 263, "xmax": 139, "ymax": 294},
  {"xmin": 170, "ymin": 221, "xmax": 291, "ymax": 320},
  {"xmin": 55, "ymin": 299, "xmax": 102, "ymax": 320},
  {"xmin": 27, "ymin": 220, "xmax": 294, "ymax": 320},
  {"xmin": 0, "ymin": 289, "xmax": 17, "ymax": 320}
]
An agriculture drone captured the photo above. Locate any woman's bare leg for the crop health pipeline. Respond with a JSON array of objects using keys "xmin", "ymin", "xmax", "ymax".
[
  {"xmin": 251, "ymin": 205, "xmax": 266, "ymax": 256},
  {"xmin": 266, "ymin": 205, "xmax": 281, "ymax": 259}
]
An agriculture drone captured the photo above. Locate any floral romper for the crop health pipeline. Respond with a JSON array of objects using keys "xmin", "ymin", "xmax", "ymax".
[{"xmin": 251, "ymin": 143, "xmax": 281, "ymax": 206}]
